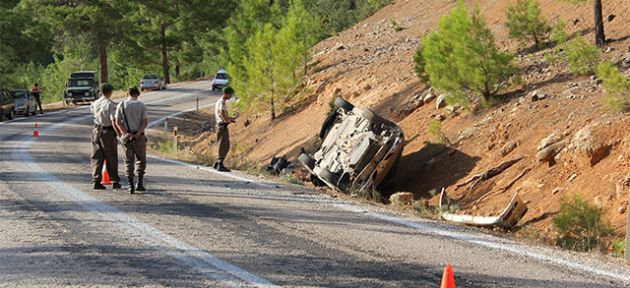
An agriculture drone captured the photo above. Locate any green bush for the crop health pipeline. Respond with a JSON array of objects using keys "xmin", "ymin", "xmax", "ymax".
[
  {"xmin": 553, "ymin": 194, "xmax": 610, "ymax": 251},
  {"xmin": 390, "ymin": 17, "xmax": 403, "ymax": 32},
  {"xmin": 419, "ymin": 1, "xmax": 520, "ymax": 108},
  {"xmin": 413, "ymin": 37, "xmax": 427, "ymax": 81},
  {"xmin": 505, "ymin": 0, "xmax": 550, "ymax": 48},
  {"xmin": 550, "ymin": 19, "xmax": 568, "ymax": 45},
  {"xmin": 427, "ymin": 119, "xmax": 450, "ymax": 145},
  {"xmin": 565, "ymin": 36, "xmax": 601, "ymax": 75},
  {"xmin": 612, "ymin": 239, "xmax": 626, "ymax": 257},
  {"xmin": 596, "ymin": 61, "xmax": 630, "ymax": 112}
]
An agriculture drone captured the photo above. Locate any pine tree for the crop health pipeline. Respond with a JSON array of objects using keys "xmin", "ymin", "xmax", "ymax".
[
  {"xmin": 420, "ymin": 2, "xmax": 519, "ymax": 107},
  {"xmin": 506, "ymin": 0, "xmax": 550, "ymax": 48},
  {"xmin": 29, "ymin": 0, "xmax": 128, "ymax": 84},
  {"xmin": 561, "ymin": 0, "xmax": 605, "ymax": 46}
]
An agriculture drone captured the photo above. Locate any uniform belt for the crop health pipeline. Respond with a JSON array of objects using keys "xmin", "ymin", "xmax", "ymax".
[{"xmin": 94, "ymin": 124, "xmax": 114, "ymax": 130}]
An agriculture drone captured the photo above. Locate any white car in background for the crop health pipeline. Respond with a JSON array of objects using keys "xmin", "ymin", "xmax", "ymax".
[
  {"xmin": 140, "ymin": 74, "xmax": 166, "ymax": 91},
  {"xmin": 211, "ymin": 69, "xmax": 229, "ymax": 91}
]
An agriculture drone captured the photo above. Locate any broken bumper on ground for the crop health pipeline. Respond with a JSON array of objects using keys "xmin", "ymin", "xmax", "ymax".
[{"xmin": 439, "ymin": 188, "xmax": 528, "ymax": 229}]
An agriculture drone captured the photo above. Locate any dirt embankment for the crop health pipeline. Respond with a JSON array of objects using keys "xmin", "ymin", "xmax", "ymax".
[{"xmin": 174, "ymin": 0, "xmax": 630, "ymax": 244}]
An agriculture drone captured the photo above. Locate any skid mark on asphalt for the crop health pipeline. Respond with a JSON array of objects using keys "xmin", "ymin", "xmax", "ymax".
[{"xmin": 11, "ymin": 116, "xmax": 276, "ymax": 287}]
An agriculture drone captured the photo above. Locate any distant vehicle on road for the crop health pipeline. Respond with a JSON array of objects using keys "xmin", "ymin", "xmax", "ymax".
[
  {"xmin": 211, "ymin": 69, "xmax": 229, "ymax": 91},
  {"xmin": 140, "ymin": 74, "xmax": 166, "ymax": 91},
  {"xmin": 64, "ymin": 77, "xmax": 99, "ymax": 105},
  {"xmin": 70, "ymin": 71, "xmax": 97, "ymax": 79},
  {"xmin": 10, "ymin": 89, "xmax": 37, "ymax": 116},
  {"xmin": 299, "ymin": 97, "xmax": 404, "ymax": 193},
  {"xmin": 0, "ymin": 88, "xmax": 16, "ymax": 121}
]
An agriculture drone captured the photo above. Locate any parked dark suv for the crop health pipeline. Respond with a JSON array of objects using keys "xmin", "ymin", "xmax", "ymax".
[
  {"xmin": 64, "ymin": 71, "xmax": 99, "ymax": 105},
  {"xmin": 0, "ymin": 88, "xmax": 16, "ymax": 121}
]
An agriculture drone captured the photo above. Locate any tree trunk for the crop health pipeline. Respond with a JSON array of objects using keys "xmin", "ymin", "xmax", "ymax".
[
  {"xmin": 160, "ymin": 23, "xmax": 170, "ymax": 84},
  {"xmin": 532, "ymin": 31, "xmax": 539, "ymax": 48},
  {"xmin": 175, "ymin": 63, "xmax": 180, "ymax": 79},
  {"xmin": 270, "ymin": 93, "xmax": 276, "ymax": 120},
  {"xmin": 594, "ymin": 0, "xmax": 605, "ymax": 46},
  {"xmin": 97, "ymin": 36, "xmax": 108, "ymax": 84}
]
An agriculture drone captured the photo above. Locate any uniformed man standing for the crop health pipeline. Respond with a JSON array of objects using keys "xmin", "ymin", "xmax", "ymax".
[
  {"xmin": 114, "ymin": 86, "xmax": 148, "ymax": 194},
  {"xmin": 90, "ymin": 83, "xmax": 121, "ymax": 190},
  {"xmin": 213, "ymin": 87, "xmax": 236, "ymax": 172},
  {"xmin": 31, "ymin": 83, "xmax": 44, "ymax": 114}
]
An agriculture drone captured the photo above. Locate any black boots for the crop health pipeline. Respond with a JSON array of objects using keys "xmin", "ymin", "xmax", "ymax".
[
  {"xmin": 214, "ymin": 161, "xmax": 231, "ymax": 172},
  {"xmin": 93, "ymin": 182, "xmax": 106, "ymax": 190},
  {"xmin": 128, "ymin": 177, "xmax": 135, "ymax": 194},
  {"xmin": 113, "ymin": 182, "xmax": 122, "ymax": 189},
  {"xmin": 136, "ymin": 177, "xmax": 146, "ymax": 192}
]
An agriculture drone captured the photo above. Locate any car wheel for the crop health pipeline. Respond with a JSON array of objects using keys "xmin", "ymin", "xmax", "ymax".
[
  {"xmin": 0, "ymin": 109, "xmax": 4, "ymax": 121},
  {"xmin": 361, "ymin": 108, "xmax": 385, "ymax": 127},
  {"xmin": 7, "ymin": 109, "xmax": 14, "ymax": 120},
  {"xmin": 298, "ymin": 153, "xmax": 316, "ymax": 170},
  {"xmin": 335, "ymin": 97, "xmax": 354, "ymax": 112},
  {"xmin": 319, "ymin": 168, "xmax": 339, "ymax": 187}
]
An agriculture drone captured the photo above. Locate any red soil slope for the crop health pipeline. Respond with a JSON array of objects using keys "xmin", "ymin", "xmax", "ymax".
[{"xmin": 182, "ymin": 0, "xmax": 630, "ymax": 244}]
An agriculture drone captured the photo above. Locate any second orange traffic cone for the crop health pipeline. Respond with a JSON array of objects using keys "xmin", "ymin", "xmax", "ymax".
[
  {"xmin": 101, "ymin": 161, "xmax": 112, "ymax": 185},
  {"xmin": 440, "ymin": 263, "xmax": 456, "ymax": 288},
  {"xmin": 33, "ymin": 122, "xmax": 39, "ymax": 137}
]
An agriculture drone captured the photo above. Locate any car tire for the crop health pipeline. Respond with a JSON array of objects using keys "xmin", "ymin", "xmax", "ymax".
[
  {"xmin": 319, "ymin": 168, "xmax": 339, "ymax": 187},
  {"xmin": 361, "ymin": 108, "xmax": 385, "ymax": 127},
  {"xmin": 7, "ymin": 109, "xmax": 14, "ymax": 120},
  {"xmin": 298, "ymin": 153, "xmax": 316, "ymax": 170},
  {"xmin": 335, "ymin": 97, "xmax": 354, "ymax": 112},
  {"xmin": 0, "ymin": 109, "xmax": 4, "ymax": 121}
]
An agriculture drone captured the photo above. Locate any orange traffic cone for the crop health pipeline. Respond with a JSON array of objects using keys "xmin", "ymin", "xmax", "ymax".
[
  {"xmin": 101, "ymin": 161, "xmax": 112, "ymax": 185},
  {"xmin": 440, "ymin": 263, "xmax": 456, "ymax": 288},
  {"xmin": 33, "ymin": 123, "xmax": 39, "ymax": 137}
]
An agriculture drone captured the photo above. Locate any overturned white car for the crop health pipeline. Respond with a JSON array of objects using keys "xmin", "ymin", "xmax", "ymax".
[{"xmin": 299, "ymin": 97, "xmax": 404, "ymax": 192}]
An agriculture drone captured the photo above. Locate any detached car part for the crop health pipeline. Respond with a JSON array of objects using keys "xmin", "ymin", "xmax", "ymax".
[
  {"xmin": 299, "ymin": 97, "xmax": 404, "ymax": 193},
  {"xmin": 439, "ymin": 188, "xmax": 528, "ymax": 229}
]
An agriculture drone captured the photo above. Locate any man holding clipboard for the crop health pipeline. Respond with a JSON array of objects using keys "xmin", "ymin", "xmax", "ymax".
[{"xmin": 213, "ymin": 87, "xmax": 237, "ymax": 172}]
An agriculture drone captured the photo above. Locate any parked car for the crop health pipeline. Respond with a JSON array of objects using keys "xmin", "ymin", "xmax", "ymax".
[
  {"xmin": 299, "ymin": 97, "xmax": 405, "ymax": 193},
  {"xmin": 64, "ymin": 77, "xmax": 99, "ymax": 105},
  {"xmin": 10, "ymin": 89, "xmax": 37, "ymax": 116},
  {"xmin": 0, "ymin": 88, "xmax": 16, "ymax": 121},
  {"xmin": 211, "ymin": 69, "xmax": 229, "ymax": 91},
  {"xmin": 140, "ymin": 74, "xmax": 166, "ymax": 91}
]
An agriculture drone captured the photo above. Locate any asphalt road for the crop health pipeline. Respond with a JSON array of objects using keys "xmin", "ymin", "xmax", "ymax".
[{"xmin": 1, "ymin": 81, "xmax": 630, "ymax": 287}]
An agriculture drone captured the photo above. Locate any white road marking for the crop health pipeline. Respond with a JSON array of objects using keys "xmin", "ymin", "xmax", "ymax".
[
  {"xmin": 334, "ymin": 203, "xmax": 630, "ymax": 284},
  {"xmin": 10, "ymin": 107, "xmax": 277, "ymax": 287},
  {"xmin": 150, "ymin": 143, "xmax": 630, "ymax": 284}
]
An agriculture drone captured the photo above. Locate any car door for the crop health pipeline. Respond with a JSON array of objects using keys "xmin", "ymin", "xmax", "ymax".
[{"xmin": 27, "ymin": 92, "xmax": 35, "ymax": 113}]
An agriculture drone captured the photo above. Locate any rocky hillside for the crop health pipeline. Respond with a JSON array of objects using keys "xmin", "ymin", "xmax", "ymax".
[{"xmin": 181, "ymin": 0, "xmax": 630, "ymax": 243}]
